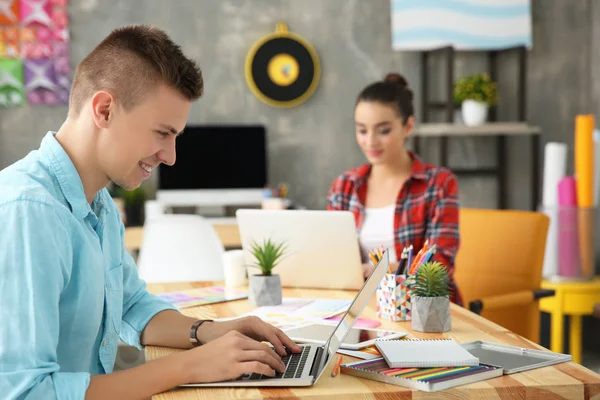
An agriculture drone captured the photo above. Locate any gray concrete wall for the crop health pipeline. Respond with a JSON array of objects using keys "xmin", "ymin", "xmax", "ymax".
[{"xmin": 0, "ymin": 0, "xmax": 594, "ymax": 212}]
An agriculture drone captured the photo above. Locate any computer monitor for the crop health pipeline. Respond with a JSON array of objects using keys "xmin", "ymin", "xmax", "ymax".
[{"xmin": 157, "ymin": 125, "xmax": 268, "ymax": 207}]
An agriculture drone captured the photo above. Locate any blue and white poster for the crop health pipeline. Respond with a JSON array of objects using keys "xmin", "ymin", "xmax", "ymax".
[{"xmin": 391, "ymin": 0, "xmax": 532, "ymax": 51}]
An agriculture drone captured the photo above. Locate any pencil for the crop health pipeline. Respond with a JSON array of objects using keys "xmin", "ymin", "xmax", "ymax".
[
  {"xmin": 331, "ymin": 354, "xmax": 343, "ymax": 377},
  {"xmin": 368, "ymin": 252, "xmax": 378, "ymax": 266}
]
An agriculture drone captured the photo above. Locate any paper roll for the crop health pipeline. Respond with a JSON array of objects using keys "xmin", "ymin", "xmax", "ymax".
[
  {"xmin": 575, "ymin": 114, "xmax": 595, "ymax": 278},
  {"xmin": 575, "ymin": 115, "xmax": 595, "ymax": 207},
  {"xmin": 593, "ymin": 128, "xmax": 600, "ymax": 206},
  {"xmin": 557, "ymin": 177, "xmax": 580, "ymax": 277},
  {"xmin": 558, "ymin": 176, "xmax": 578, "ymax": 205},
  {"xmin": 541, "ymin": 142, "xmax": 567, "ymax": 277},
  {"xmin": 542, "ymin": 142, "xmax": 568, "ymax": 206}
]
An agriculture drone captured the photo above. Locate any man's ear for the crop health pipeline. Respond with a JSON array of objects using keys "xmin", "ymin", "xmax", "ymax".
[{"xmin": 90, "ymin": 91, "xmax": 116, "ymax": 129}]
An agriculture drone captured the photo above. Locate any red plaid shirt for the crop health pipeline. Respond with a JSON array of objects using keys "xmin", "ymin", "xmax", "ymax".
[{"xmin": 326, "ymin": 152, "xmax": 463, "ymax": 306}]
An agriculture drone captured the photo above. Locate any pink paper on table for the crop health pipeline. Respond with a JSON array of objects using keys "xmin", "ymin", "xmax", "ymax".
[
  {"xmin": 557, "ymin": 176, "xmax": 581, "ymax": 277},
  {"xmin": 324, "ymin": 316, "xmax": 381, "ymax": 329}
]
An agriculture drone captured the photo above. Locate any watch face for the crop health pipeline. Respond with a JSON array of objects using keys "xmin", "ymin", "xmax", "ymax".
[{"xmin": 246, "ymin": 25, "xmax": 320, "ymax": 108}]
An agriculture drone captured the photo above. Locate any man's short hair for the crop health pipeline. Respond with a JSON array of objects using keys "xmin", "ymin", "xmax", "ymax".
[{"xmin": 69, "ymin": 25, "xmax": 203, "ymax": 116}]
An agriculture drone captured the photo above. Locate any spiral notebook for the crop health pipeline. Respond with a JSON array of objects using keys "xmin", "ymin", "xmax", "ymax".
[
  {"xmin": 375, "ymin": 339, "xmax": 479, "ymax": 368},
  {"xmin": 340, "ymin": 357, "xmax": 503, "ymax": 392}
]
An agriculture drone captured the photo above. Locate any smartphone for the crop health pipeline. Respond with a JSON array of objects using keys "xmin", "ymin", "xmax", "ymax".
[{"xmin": 284, "ymin": 323, "xmax": 408, "ymax": 350}]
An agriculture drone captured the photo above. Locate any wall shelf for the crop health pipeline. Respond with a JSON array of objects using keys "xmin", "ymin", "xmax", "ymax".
[
  {"xmin": 413, "ymin": 122, "xmax": 541, "ymax": 137},
  {"xmin": 413, "ymin": 45, "xmax": 540, "ymax": 211}
]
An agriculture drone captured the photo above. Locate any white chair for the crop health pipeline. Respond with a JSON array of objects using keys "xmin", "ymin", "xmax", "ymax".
[{"xmin": 137, "ymin": 214, "xmax": 225, "ymax": 283}]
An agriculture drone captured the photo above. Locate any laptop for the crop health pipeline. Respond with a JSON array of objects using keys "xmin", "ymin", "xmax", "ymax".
[
  {"xmin": 181, "ymin": 251, "xmax": 390, "ymax": 388},
  {"xmin": 235, "ymin": 209, "xmax": 364, "ymax": 290}
]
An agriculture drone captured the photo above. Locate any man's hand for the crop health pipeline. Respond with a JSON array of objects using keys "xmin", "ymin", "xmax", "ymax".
[
  {"xmin": 182, "ymin": 330, "xmax": 287, "ymax": 383},
  {"xmin": 195, "ymin": 316, "xmax": 302, "ymax": 356},
  {"xmin": 86, "ymin": 330, "xmax": 289, "ymax": 398}
]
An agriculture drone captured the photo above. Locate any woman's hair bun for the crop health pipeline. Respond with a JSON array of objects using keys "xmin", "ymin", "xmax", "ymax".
[{"xmin": 383, "ymin": 72, "xmax": 408, "ymax": 88}]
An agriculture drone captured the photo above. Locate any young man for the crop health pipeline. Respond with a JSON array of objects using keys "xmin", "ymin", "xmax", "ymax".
[{"xmin": 0, "ymin": 25, "xmax": 301, "ymax": 399}]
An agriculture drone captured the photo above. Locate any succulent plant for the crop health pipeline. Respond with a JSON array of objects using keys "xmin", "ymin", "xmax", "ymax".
[
  {"xmin": 410, "ymin": 261, "xmax": 450, "ymax": 298},
  {"xmin": 249, "ymin": 238, "xmax": 287, "ymax": 276}
]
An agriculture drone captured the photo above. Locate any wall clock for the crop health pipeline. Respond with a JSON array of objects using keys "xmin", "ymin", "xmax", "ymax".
[{"xmin": 245, "ymin": 22, "xmax": 320, "ymax": 108}]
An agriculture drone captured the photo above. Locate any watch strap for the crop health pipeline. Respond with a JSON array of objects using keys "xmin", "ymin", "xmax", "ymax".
[{"xmin": 190, "ymin": 319, "xmax": 213, "ymax": 346}]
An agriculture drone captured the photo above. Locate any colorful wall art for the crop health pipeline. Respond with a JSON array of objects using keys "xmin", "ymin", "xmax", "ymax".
[
  {"xmin": 0, "ymin": 0, "xmax": 70, "ymax": 107},
  {"xmin": 391, "ymin": 0, "xmax": 532, "ymax": 51}
]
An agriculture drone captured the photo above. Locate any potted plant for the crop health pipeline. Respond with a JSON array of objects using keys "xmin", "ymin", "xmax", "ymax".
[
  {"xmin": 409, "ymin": 261, "xmax": 452, "ymax": 333},
  {"xmin": 116, "ymin": 186, "xmax": 146, "ymax": 227},
  {"xmin": 453, "ymin": 73, "xmax": 497, "ymax": 126},
  {"xmin": 247, "ymin": 238, "xmax": 287, "ymax": 306}
]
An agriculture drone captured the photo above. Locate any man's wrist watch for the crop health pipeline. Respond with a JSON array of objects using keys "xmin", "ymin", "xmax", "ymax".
[{"xmin": 189, "ymin": 319, "xmax": 213, "ymax": 347}]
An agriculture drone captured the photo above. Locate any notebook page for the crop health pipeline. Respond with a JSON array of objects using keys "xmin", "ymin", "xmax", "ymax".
[{"xmin": 375, "ymin": 339, "xmax": 479, "ymax": 368}]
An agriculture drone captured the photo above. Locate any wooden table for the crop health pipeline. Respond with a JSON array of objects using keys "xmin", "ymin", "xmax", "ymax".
[
  {"xmin": 146, "ymin": 281, "xmax": 600, "ymax": 399},
  {"xmin": 125, "ymin": 223, "xmax": 242, "ymax": 252}
]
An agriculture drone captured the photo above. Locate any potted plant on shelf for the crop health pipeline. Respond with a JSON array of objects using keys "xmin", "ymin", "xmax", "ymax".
[
  {"xmin": 247, "ymin": 238, "xmax": 287, "ymax": 306},
  {"xmin": 409, "ymin": 261, "xmax": 452, "ymax": 332},
  {"xmin": 453, "ymin": 72, "xmax": 497, "ymax": 126}
]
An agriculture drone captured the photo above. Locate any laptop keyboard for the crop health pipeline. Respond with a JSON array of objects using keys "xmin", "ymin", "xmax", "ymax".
[{"xmin": 235, "ymin": 346, "xmax": 311, "ymax": 381}]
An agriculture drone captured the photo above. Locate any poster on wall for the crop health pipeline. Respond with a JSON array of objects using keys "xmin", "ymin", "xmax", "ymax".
[
  {"xmin": 0, "ymin": 0, "xmax": 70, "ymax": 107},
  {"xmin": 391, "ymin": 0, "xmax": 532, "ymax": 51}
]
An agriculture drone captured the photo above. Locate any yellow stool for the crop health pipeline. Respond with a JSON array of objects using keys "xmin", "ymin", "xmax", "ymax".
[{"xmin": 539, "ymin": 277, "xmax": 600, "ymax": 364}]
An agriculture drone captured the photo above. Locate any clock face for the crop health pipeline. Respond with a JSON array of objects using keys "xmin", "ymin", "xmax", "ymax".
[{"xmin": 246, "ymin": 30, "xmax": 320, "ymax": 108}]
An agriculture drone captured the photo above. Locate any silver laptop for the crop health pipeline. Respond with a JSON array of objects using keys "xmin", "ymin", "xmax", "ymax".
[{"xmin": 181, "ymin": 251, "xmax": 390, "ymax": 388}]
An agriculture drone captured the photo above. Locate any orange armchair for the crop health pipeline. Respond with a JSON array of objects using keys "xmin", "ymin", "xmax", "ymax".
[{"xmin": 454, "ymin": 208, "xmax": 555, "ymax": 343}]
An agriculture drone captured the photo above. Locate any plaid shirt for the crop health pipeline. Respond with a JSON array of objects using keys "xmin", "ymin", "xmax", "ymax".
[{"xmin": 326, "ymin": 152, "xmax": 463, "ymax": 306}]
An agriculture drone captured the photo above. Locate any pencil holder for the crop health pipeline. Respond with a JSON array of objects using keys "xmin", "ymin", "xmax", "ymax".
[{"xmin": 376, "ymin": 274, "xmax": 411, "ymax": 321}]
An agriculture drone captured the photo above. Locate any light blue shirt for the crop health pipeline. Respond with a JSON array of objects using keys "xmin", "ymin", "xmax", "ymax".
[{"xmin": 0, "ymin": 132, "xmax": 178, "ymax": 399}]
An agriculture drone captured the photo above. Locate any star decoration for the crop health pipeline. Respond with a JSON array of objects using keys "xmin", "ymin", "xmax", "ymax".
[
  {"xmin": 0, "ymin": 0, "xmax": 18, "ymax": 23},
  {"xmin": 0, "ymin": 64, "xmax": 23, "ymax": 90},
  {"xmin": 20, "ymin": 0, "xmax": 52, "ymax": 27},
  {"xmin": 24, "ymin": 59, "xmax": 56, "ymax": 91}
]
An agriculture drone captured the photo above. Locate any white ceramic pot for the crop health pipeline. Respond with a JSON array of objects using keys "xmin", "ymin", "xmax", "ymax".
[{"xmin": 461, "ymin": 100, "xmax": 488, "ymax": 126}]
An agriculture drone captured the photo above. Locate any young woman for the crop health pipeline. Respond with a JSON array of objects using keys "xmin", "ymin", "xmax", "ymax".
[{"xmin": 326, "ymin": 73, "xmax": 463, "ymax": 306}]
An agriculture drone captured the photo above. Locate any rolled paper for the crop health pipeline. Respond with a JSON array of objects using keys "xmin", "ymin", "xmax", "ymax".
[
  {"xmin": 594, "ymin": 129, "xmax": 600, "ymax": 206},
  {"xmin": 574, "ymin": 114, "xmax": 595, "ymax": 278},
  {"xmin": 541, "ymin": 142, "xmax": 567, "ymax": 277},
  {"xmin": 543, "ymin": 142, "xmax": 568, "ymax": 206},
  {"xmin": 557, "ymin": 176, "xmax": 580, "ymax": 277},
  {"xmin": 558, "ymin": 176, "xmax": 578, "ymax": 206},
  {"xmin": 575, "ymin": 115, "xmax": 595, "ymax": 207}
]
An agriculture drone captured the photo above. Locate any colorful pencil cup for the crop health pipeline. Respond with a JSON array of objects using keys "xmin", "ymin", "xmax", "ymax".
[{"xmin": 376, "ymin": 274, "xmax": 411, "ymax": 321}]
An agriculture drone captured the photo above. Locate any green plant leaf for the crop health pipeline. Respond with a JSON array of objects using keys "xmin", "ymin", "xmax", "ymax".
[
  {"xmin": 453, "ymin": 72, "xmax": 497, "ymax": 106},
  {"xmin": 249, "ymin": 238, "xmax": 288, "ymax": 276},
  {"xmin": 408, "ymin": 261, "xmax": 450, "ymax": 298}
]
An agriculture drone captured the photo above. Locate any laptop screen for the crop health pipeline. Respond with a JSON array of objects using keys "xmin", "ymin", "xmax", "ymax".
[{"xmin": 318, "ymin": 252, "xmax": 391, "ymax": 371}]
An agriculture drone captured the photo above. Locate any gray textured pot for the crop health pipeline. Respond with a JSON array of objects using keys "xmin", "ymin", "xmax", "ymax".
[
  {"xmin": 411, "ymin": 296, "xmax": 451, "ymax": 332},
  {"xmin": 249, "ymin": 274, "xmax": 282, "ymax": 306}
]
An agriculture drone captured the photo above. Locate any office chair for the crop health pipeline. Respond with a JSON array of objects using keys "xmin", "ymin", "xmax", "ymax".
[
  {"xmin": 137, "ymin": 214, "xmax": 226, "ymax": 283},
  {"xmin": 454, "ymin": 208, "xmax": 555, "ymax": 343}
]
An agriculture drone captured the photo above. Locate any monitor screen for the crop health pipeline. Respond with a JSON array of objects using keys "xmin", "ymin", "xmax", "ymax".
[{"xmin": 158, "ymin": 125, "xmax": 268, "ymax": 190}]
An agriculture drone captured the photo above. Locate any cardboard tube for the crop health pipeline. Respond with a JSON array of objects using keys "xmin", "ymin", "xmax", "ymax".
[
  {"xmin": 575, "ymin": 115, "xmax": 595, "ymax": 207},
  {"xmin": 541, "ymin": 142, "xmax": 567, "ymax": 277},
  {"xmin": 558, "ymin": 177, "xmax": 580, "ymax": 277},
  {"xmin": 575, "ymin": 114, "xmax": 595, "ymax": 278}
]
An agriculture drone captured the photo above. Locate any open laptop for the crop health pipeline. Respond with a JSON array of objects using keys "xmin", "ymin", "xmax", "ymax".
[
  {"xmin": 235, "ymin": 209, "xmax": 364, "ymax": 290},
  {"xmin": 181, "ymin": 251, "xmax": 390, "ymax": 388}
]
